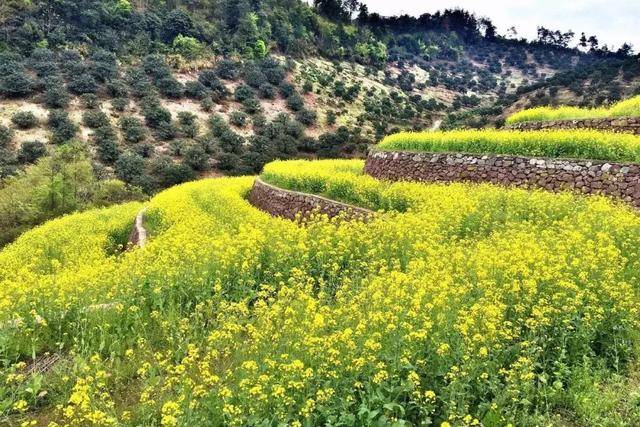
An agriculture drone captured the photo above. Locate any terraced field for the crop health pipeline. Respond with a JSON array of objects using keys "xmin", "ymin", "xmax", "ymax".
[
  {"xmin": 2, "ymin": 159, "xmax": 640, "ymax": 425},
  {"xmin": 507, "ymin": 95, "xmax": 640, "ymax": 124}
]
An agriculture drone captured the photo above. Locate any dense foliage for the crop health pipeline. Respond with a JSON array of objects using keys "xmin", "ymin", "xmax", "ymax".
[
  {"xmin": 1, "ymin": 159, "xmax": 640, "ymax": 425},
  {"xmin": 378, "ymin": 129, "xmax": 640, "ymax": 162}
]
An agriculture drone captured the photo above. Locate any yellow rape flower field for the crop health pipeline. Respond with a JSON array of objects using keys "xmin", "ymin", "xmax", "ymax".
[{"xmin": 2, "ymin": 159, "xmax": 640, "ymax": 426}]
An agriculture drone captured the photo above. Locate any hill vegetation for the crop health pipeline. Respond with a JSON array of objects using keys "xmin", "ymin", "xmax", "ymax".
[{"xmin": 2, "ymin": 159, "xmax": 640, "ymax": 425}]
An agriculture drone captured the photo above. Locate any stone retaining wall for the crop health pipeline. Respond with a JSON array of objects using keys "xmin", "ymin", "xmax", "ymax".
[
  {"xmin": 128, "ymin": 208, "xmax": 147, "ymax": 248},
  {"xmin": 505, "ymin": 117, "xmax": 640, "ymax": 134},
  {"xmin": 365, "ymin": 150, "xmax": 640, "ymax": 208},
  {"xmin": 248, "ymin": 177, "xmax": 373, "ymax": 221}
]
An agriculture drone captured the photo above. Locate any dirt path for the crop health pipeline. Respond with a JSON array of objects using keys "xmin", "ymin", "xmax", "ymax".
[{"xmin": 129, "ymin": 208, "xmax": 148, "ymax": 248}]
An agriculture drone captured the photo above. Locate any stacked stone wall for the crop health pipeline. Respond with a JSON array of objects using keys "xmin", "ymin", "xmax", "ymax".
[
  {"xmin": 365, "ymin": 150, "xmax": 640, "ymax": 208},
  {"xmin": 505, "ymin": 117, "xmax": 640, "ymax": 134},
  {"xmin": 248, "ymin": 178, "xmax": 373, "ymax": 221}
]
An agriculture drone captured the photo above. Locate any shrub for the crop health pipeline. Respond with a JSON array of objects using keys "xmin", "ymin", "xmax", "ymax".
[
  {"xmin": 184, "ymin": 81, "xmax": 208, "ymax": 99},
  {"xmin": 286, "ymin": 92, "xmax": 304, "ymax": 111},
  {"xmin": 68, "ymin": 73, "xmax": 98, "ymax": 95},
  {"xmin": 134, "ymin": 142, "xmax": 155, "ymax": 158},
  {"xmin": 93, "ymin": 125, "xmax": 120, "ymax": 164},
  {"xmin": 17, "ymin": 140, "xmax": 47, "ymax": 164},
  {"xmin": 11, "ymin": 111, "xmax": 38, "ymax": 129},
  {"xmin": 172, "ymin": 35, "xmax": 204, "ymax": 60},
  {"xmin": 302, "ymin": 80, "xmax": 313, "ymax": 93},
  {"xmin": 119, "ymin": 116, "xmax": 146, "ymax": 143},
  {"xmin": 198, "ymin": 69, "xmax": 228, "ymax": 100},
  {"xmin": 296, "ymin": 108, "xmax": 317, "ymax": 125},
  {"xmin": 378, "ymin": 130, "xmax": 640, "ymax": 163},
  {"xmin": 112, "ymin": 97, "xmax": 129, "ymax": 112},
  {"xmin": 258, "ymin": 83, "xmax": 276, "ymax": 99},
  {"xmin": 148, "ymin": 154, "xmax": 195, "ymax": 188},
  {"xmin": 157, "ymin": 76, "xmax": 184, "ymax": 99},
  {"xmin": 201, "ymin": 96, "xmax": 214, "ymax": 112},
  {"xmin": 142, "ymin": 102, "xmax": 172, "ymax": 129},
  {"xmin": 216, "ymin": 59, "xmax": 238, "ymax": 80},
  {"xmin": 80, "ymin": 94, "xmax": 100, "ymax": 109},
  {"xmin": 244, "ymin": 67, "xmax": 267, "ymax": 88},
  {"xmin": 208, "ymin": 114, "xmax": 228, "ymax": 137},
  {"xmin": 42, "ymin": 81, "xmax": 70, "ymax": 109},
  {"xmin": 115, "ymin": 151, "xmax": 145, "ymax": 185},
  {"xmin": 242, "ymin": 98, "xmax": 262, "ymax": 115},
  {"xmin": 48, "ymin": 110, "xmax": 78, "ymax": 144},
  {"xmin": 184, "ymin": 143, "xmax": 209, "ymax": 171},
  {"xmin": 0, "ymin": 125, "xmax": 14, "ymax": 147},
  {"xmin": 177, "ymin": 111, "xmax": 199, "ymax": 138},
  {"xmin": 82, "ymin": 110, "xmax": 110, "ymax": 129},
  {"xmin": 262, "ymin": 59, "xmax": 286, "ymax": 85},
  {"xmin": 229, "ymin": 110, "xmax": 248, "ymax": 127},
  {"xmin": 326, "ymin": 110, "xmax": 337, "ymax": 125},
  {"xmin": 279, "ymin": 82, "xmax": 295, "ymax": 98},
  {"xmin": 156, "ymin": 121, "xmax": 178, "ymax": 141},
  {"xmin": 0, "ymin": 71, "xmax": 34, "ymax": 98},
  {"xmin": 106, "ymin": 79, "xmax": 129, "ymax": 98},
  {"xmin": 234, "ymin": 84, "xmax": 254, "ymax": 102}
]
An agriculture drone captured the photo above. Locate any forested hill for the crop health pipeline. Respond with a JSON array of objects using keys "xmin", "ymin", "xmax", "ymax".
[{"xmin": 0, "ymin": 0, "xmax": 638, "ymax": 244}]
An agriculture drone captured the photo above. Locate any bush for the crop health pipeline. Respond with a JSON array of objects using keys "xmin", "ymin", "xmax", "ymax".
[
  {"xmin": 184, "ymin": 143, "xmax": 209, "ymax": 171},
  {"xmin": 155, "ymin": 121, "xmax": 178, "ymax": 141},
  {"xmin": 229, "ymin": 111, "xmax": 248, "ymax": 127},
  {"xmin": 242, "ymin": 98, "xmax": 262, "ymax": 115},
  {"xmin": 234, "ymin": 84, "xmax": 254, "ymax": 102},
  {"xmin": 82, "ymin": 110, "xmax": 110, "ymax": 129},
  {"xmin": 172, "ymin": 35, "xmax": 204, "ymax": 60},
  {"xmin": 201, "ymin": 96, "xmax": 214, "ymax": 112},
  {"xmin": 326, "ymin": 110, "xmax": 337, "ymax": 125},
  {"xmin": 216, "ymin": 59, "xmax": 238, "ymax": 80},
  {"xmin": 177, "ymin": 111, "xmax": 199, "ymax": 138},
  {"xmin": 112, "ymin": 97, "xmax": 129, "ymax": 112},
  {"xmin": 11, "ymin": 111, "xmax": 38, "ymax": 129},
  {"xmin": 119, "ymin": 116, "xmax": 146, "ymax": 143},
  {"xmin": 148, "ymin": 154, "xmax": 196, "ymax": 189},
  {"xmin": 244, "ymin": 67, "xmax": 267, "ymax": 88},
  {"xmin": 0, "ymin": 72, "xmax": 34, "ymax": 98},
  {"xmin": 80, "ymin": 94, "xmax": 100, "ymax": 109},
  {"xmin": 208, "ymin": 114, "xmax": 228, "ymax": 137},
  {"xmin": 68, "ymin": 73, "xmax": 98, "ymax": 95},
  {"xmin": 106, "ymin": 79, "xmax": 129, "ymax": 98},
  {"xmin": 17, "ymin": 140, "xmax": 47, "ymax": 164},
  {"xmin": 93, "ymin": 125, "xmax": 120, "ymax": 164},
  {"xmin": 286, "ymin": 92, "xmax": 304, "ymax": 111},
  {"xmin": 0, "ymin": 125, "xmax": 14, "ymax": 147},
  {"xmin": 279, "ymin": 82, "xmax": 295, "ymax": 98},
  {"xmin": 157, "ymin": 76, "xmax": 184, "ymax": 99},
  {"xmin": 296, "ymin": 108, "xmax": 317, "ymax": 125},
  {"xmin": 115, "ymin": 151, "xmax": 145, "ymax": 185},
  {"xmin": 142, "ymin": 102, "xmax": 172, "ymax": 129},
  {"xmin": 48, "ymin": 110, "xmax": 78, "ymax": 144},
  {"xmin": 42, "ymin": 81, "xmax": 70, "ymax": 109},
  {"xmin": 134, "ymin": 142, "xmax": 155, "ymax": 158},
  {"xmin": 184, "ymin": 81, "xmax": 208, "ymax": 99},
  {"xmin": 258, "ymin": 83, "xmax": 276, "ymax": 99}
]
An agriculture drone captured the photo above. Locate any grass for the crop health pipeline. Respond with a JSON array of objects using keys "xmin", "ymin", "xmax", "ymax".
[
  {"xmin": 377, "ymin": 129, "xmax": 640, "ymax": 163},
  {"xmin": 506, "ymin": 95, "xmax": 640, "ymax": 124}
]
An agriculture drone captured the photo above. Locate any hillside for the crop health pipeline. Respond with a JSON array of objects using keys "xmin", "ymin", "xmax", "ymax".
[{"xmin": 1, "ymin": 0, "xmax": 636, "ymax": 189}]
